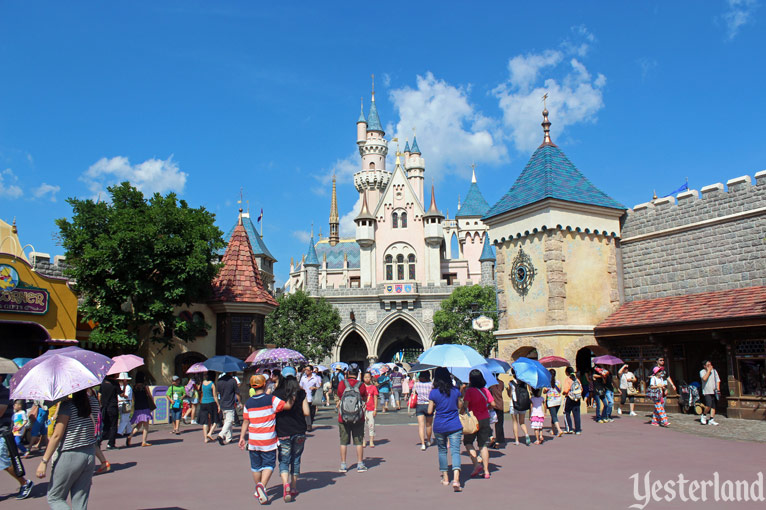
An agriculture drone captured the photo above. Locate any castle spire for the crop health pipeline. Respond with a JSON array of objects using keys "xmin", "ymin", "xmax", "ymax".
[
  {"xmin": 366, "ymin": 76, "xmax": 383, "ymax": 132},
  {"xmin": 329, "ymin": 175, "xmax": 339, "ymax": 246},
  {"xmin": 357, "ymin": 97, "xmax": 366, "ymax": 123},
  {"xmin": 471, "ymin": 162, "xmax": 477, "ymax": 183},
  {"xmin": 541, "ymin": 94, "xmax": 553, "ymax": 146}
]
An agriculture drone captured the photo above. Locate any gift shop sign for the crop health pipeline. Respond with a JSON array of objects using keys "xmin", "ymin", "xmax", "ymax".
[{"xmin": 0, "ymin": 264, "xmax": 49, "ymax": 315}]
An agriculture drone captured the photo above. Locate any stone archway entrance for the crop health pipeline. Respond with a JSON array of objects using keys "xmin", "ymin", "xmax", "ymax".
[
  {"xmin": 340, "ymin": 331, "xmax": 369, "ymax": 369},
  {"xmin": 0, "ymin": 320, "xmax": 50, "ymax": 359},
  {"xmin": 511, "ymin": 346, "xmax": 539, "ymax": 360},
  {"xmin": 376, "ymin": 318, "xmax": 424, "ymax": 363}
]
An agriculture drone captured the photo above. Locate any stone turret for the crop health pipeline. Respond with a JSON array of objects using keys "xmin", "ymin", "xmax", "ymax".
[
  {"xmin": 423, "ymin": 184, "xmax": 445, "ymax": 284},
  {"xmin": 355, "ymin": 191, "xmax": 376, "ymax": 287},
  {"xmin": 479, "ymin": 233, "xmax": 496, "ymax": 286},
  {"xmin": 304, "ymin": 231, "xmax": 320, "ymax": 295}
]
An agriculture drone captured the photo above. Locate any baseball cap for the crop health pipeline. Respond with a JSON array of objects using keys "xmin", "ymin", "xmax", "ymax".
[
  {"xmin": 250, "ymin": 374, "xmax": 266, "ymax": 388},
  {"xmin": 172, "ymin": 375, "xmax": 180, "ymax": 381},
  {"xmin": 282, "ymin": 367, "xmax": 297, "ymax": 377}
]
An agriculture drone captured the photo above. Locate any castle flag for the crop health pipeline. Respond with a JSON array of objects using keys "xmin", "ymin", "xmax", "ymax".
[{"xmin": 257, "ymin": 208, "xmax": 263, "ymax": 223}]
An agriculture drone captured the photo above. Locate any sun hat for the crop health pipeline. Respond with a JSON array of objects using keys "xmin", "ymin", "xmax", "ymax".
[
  {"xmin": 282, "ymin": 367, "xmax": 297, "ymax": 377},
  {"xmin": 652, "ymin": 366, "xmax": 662, "ymax": 375},
  {"xmin": 116, "ymin": 372, "xmax": 131, "ymax": 380},
  {"xmin": 250, "ymin": 374, "xmax": 266, "ymax": 388}
]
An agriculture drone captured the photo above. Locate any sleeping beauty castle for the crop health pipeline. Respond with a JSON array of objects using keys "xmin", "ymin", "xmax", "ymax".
[{"xmin": 284, "ymin": 86, "xmax": 497, "ymax": 366}]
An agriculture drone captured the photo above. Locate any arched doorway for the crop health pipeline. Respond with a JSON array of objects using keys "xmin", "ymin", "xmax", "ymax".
[
  {"xmin": 376, "ymin": 318, "xmax": 424, "ymax": 363},
  {"xmin": 340, "ymin": 331, "xmax": 368, "ymax": 370},
  {"xmin": 175, "ymin": 351, "xmax": 207, "ymax": 380},
  {"xmin": 511, "ymin": 346, "xmax": 538, "ymax": 360},
  {"xmin": 0, "ymin": 320, "xmax": 50, "ymax": 359}
]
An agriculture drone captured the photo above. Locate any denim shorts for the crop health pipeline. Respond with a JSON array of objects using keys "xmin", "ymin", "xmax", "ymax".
[
  {"xmin": 170, "ymin": 408, "xmax": 182, "ymax": 422},
  {"xmin": 249, "ymin": 449, "xmax": 277, "ymax": 472},
  {"xmin": 415, "ymin": 404, "xmax": 432, "ymax": 417},
  {"xmin": 0, "ymin": 435, "xmax": 11, "ymax": 471}
]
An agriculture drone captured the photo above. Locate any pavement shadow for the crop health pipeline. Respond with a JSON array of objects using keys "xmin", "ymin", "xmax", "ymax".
[
  {"xmin": 360, "ymin": 456, "xmax": 385, "ymax": 469},
  {"xmin": 102, "ymin": 461, "xmax": 137, "ymax": 473},
  {"xmin": 287, "ymin": 470, "xmax": 346, "ymax": 494},
  {"xmin": 144, "ymin": 438, "xmax": 183, "ymax": 447}
]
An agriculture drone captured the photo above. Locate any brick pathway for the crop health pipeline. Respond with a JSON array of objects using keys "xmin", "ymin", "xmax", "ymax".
[{"xmin": 2, "ymin": 407, "xmax": 765, "ymax": 509}]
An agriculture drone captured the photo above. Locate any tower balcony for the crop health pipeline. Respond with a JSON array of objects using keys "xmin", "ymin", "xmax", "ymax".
[{"xmin": 354, "ymin": 169, "xmax": 391, "ymax": 193}]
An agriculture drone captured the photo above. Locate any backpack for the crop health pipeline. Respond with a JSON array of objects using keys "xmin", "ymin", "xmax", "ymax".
[
  {"xmin": 513, "ymin": 381, "xmax": 531, "ymax": 412},
  {"xmin": 340, "ymin": 379, "xmax": 365, "ymax": 424},
  {"xmin": 567, "ymin": 377, "xmax": 583, "ymax": 401},
  {"xmin": 331, "ymin": 373, "xmax": 341, "ymax": 391}
]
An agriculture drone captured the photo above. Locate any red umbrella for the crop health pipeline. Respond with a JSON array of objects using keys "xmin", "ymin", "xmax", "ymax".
[{"xmin": 538, "ymin": 356, "xmax": 571, "ymax": 368}]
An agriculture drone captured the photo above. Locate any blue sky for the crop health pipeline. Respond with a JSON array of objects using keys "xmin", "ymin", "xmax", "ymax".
[{"xmin": 1, "ymin": 1, "xmax": 763, "ymax": 287}]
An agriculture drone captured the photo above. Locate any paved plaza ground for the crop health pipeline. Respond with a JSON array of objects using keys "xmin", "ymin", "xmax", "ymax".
[{"xmin": 2, "ymin": 406, "xmax": 765, "ymax": 509}]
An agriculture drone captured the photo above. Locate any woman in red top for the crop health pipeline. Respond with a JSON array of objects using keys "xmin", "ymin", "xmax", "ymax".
[
  {"xmin": 362, "ymin": 372, "xmax": 378, "ymax": 448},
  {"xmin": 461, "ymin": 369, "xmax": 493, "ymax": 479}
]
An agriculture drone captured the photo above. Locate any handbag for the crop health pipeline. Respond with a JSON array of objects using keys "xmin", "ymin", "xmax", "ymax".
[
  {"xmin": 2, "ymin": 431, "xmax": 25, "ymax": 478},
  {"xmin": 627, "ymin": 386, "xmax": 639, "ymax": 396},
  {"xmin": 407, "ymin": 392, "xmax": 417, "ymax": 409},
  {"xmin": 646, "ymin": 387, "xmax": 662, "ymax": 403},
  {"xmin": 459, "ymin": 411, "xmax": 479, "ymax": 435}
]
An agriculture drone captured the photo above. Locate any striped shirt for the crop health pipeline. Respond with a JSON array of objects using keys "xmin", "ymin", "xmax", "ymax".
[
  {"xmin": 244, "ymin": 393, "xmax": 285, "ymax": 451},
  {"xmin": 58, "ymin": 395, "xmax": 99, "ymax": 451},
  {"xmin": 414, "ymin": 381, "xmax": 433, "ymax": 405}
]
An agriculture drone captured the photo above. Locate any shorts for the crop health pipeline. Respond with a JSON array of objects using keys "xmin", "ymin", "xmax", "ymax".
[
  {"xmin": 0, "ymin": 435, "xmax": 11, "ymax": 470},
  {"xmin": 338, "ymin": 421, "xmax": 365, "ymax": 446},
  {"xmin": 392, "ymin": 389, "xmax": 401, "ymax": 402},
  {"xmin": 415, "ymin": 403, "xmax": 432, "ymax": 416},
  {"xmin": 703, "ymin": 394, "xmax": 717, "ymax": 409},
  {"xmin": 463, "ymin": 418, "xmax": 491, "ymax": 448},
  {"xmin": 199, "ymin": 402, "xmax": 217, "ymax": 425},
  {"xmin": 620, "ymin": 389, "xmax": 635, "ymax": 404},
  {"xmin": 379, "ymin": 391, "xmax": 390, "ymax": 404},
  {"xmin": 249, "ymin": 449, "xmax": 277, "ymax": 472},
  {"xmin": 170, "ymin": 408, "xmax": 182, "ymax": 422}
]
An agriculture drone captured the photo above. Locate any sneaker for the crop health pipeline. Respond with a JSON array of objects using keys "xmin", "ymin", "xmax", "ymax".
[
  {"xmin": 629, "ymin": 411, "xmax": 637, "ymax": 416},
  {"xmin": 339, "ymin": 462, "xmax": 348, "ymax": 473},
  {"xmin": 525, "ymin": 436, "xmax": 531, "ymax": 446},
  {"xmin": 283, "ymin": 483, "xmax": 293, "ymax": 503},
  {"xmin": 357, "ymin": 463, "xmax": 368, "ymax": 472},
  {"xmin": 708, "ymin": 419, "xmax": 719, "ymax": 426},
  {"xmin": 191, "ymin": 420, "xmax": 198, "ymax": 425},
  {"xmin": 597, "ymin": 419, "xmax": 605, "ymax": 424},
  {"xmin": 607, "ymin": 418, "xmax": 615, "ymax": 423},
  {"xmin": 575, "ymin": 431, "xmax": 581, "ymax": 435},
  {"xmin": 217, "ymin": 436, "xmax": 225, "ymax": 446},
  {"xmin": 421, "ymin": 443, "xmax": 426, "ymax": 451},
  {"xmin": 700, "ymin": 415, "xmax": 707, "ymax": 425},
  {"xmin": 17, "ymin": 480, "xmax": 33, "ymax": 500},
  {"xmin": 617, "ymin": 408, "xmax": 622, "ymax": 415},
  {"xmin": 254, "ymin": 483, "xmax": 268, "ymax": 504}
]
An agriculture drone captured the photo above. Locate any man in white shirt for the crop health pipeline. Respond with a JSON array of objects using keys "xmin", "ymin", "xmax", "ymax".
[
  {"xmin": 699, "ymin": 360, "xmax": 721, "ymax": 426},
  {"xmin": 299, "ymin": 365, "xmax": 322, "ymax": 431}
]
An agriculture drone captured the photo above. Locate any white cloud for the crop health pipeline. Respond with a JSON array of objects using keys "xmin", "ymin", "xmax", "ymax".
[
  {"xmin": 33, "ymin": 183, "xmax": 61, "ymax": 202},
  {"xmin": 81, "ymin": 155, "xmax": 187, "ymax": 198},
  {"xmin": 494, "ymin": 30, "xmax": 607, "ymax": 152},
  {"xmin": 722, "ymin": 0, "xmax": 758, "ymax": 39},
  {"xmin": 0, "ymin": 169, "xmax": 23, "ymax": 199},
  {"xmin": 292, "ymin": 230, "xmax": 311, "ymax": 243},
  {"xmin": 339, "ymin": 195, "xmax": 363, "ymax": 237},
  {"xmin": 387, "ymin": 72, "xmax": 508, "ymax": 180}
]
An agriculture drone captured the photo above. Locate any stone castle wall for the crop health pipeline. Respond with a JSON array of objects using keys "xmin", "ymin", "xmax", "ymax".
[{"xmin": 620, "ymin": 171, "xmax": 766, "ymax": 302}]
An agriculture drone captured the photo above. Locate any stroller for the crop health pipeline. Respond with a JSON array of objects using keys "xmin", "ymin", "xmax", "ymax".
[{"xmin": 677, "ymin": 381, "xmax": 701, "ymax": 413}]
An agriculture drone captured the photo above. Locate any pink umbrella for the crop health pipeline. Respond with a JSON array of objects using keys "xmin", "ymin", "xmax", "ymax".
[
  {"xmin": 538, "ymin": 356, "xmax": 571, "ymax": 368},
  {"xmin": 107, "ymin": 354, "xmax": 144, "ymax": 375},
  {"xmin": 186, "ymin": 362, "xmax": 208, "ymax": 374},
  {"xmin": 593, "ymin": 354, "xmax": 624, "ymax": 366},
  {"xmin": 245, "ymin": 348, "xmax": 270, "ymax": 364}
]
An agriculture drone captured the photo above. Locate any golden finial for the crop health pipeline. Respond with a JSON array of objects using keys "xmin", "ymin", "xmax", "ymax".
[
  {"xmin": 652, "ymin": 190, "xmax": 658, "ymax": 200},
  {"xmin": 541, "ymin": 93, "xmax": 552, "ymax": 146},
  {"xmin": 11, "ymin": 217, "xmax": 17, "ymax": 234}
]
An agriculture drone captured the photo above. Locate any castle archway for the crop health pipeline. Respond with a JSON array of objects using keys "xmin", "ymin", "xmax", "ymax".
[
  {"xmin": 338, "ymin": 331, "xmax": 369, "ymax": 370},
  {"xmin": 373, "ymin": 314, "xmax": 428, "ymax": 363}
]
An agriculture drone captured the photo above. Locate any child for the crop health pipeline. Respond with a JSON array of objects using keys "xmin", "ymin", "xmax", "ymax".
[
  {"xmin": 529, "ymin": 389, "xmax": 545, "ymax": 445},
  {"xmin": 12, "ymin": 400, "xmax": 29, "ymax": 457},
  {"xmin": 239, "ymin": 374, "xmax": 293, "ymax": 505},
  {"xmin": 362, "ymin": 372, "xmax": 378, "ymax": 448}
]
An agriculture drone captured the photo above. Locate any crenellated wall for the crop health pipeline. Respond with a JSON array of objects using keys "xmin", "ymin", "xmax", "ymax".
[{"xmin": 620, "ymin": 171, "xmax": 766, "ymax": 302}]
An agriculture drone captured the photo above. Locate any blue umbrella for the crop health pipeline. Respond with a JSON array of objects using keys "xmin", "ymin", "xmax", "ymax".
[
  {"xmin": 12, "ymin": 358, "xmax": 33, "ymax": 368},
  {"xmin": 448, "ymin": 363, "xmax": 498, "ymax": 387},
  {"xmin": 485, "ymin": 358, "xmax": 511, "ymax": 374},
  {"xmin": 511, "ymin": 357, "xmax": 551, "ymax": 389},
  {"xmin": 418, "ymin": 344, "xmax": 486, "ymax": 368},
  {"xmin": 204, "ymin": 355, "xmax": 245, "ymax": 373},
  {"xmin": 330, "ymin": 362, "xmax": 349, "ymax": 371}
]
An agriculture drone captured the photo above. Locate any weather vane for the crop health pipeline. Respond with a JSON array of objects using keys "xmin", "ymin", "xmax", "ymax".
[{"xmin": 542, "ymin": 93, "xmax": 549, "ymax": 109}]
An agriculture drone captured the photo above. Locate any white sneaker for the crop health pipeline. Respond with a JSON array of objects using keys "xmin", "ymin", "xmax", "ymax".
[
  {"xmin": 421, "ymin": 443, "xmax": 426, "ymax": 451},
  {"xmin": 629, "ymin": 411, "xmax": 637, "ymax": 416},
  {"xmin": 708, "ymin": 419, "xmax": 719, "ymax": 426},
  {"xmin": 700, "ymin": 415, "xmax": 707, "ymax": 425},
  {"xmin": 617, "ymin": 408, "xmax": 622, "ymax": 415}
]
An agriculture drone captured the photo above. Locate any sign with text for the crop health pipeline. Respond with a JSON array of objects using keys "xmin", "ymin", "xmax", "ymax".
[
  {"xmin": 0, "ymin": 286, "xmax": 50, "ymax": 315},
  {"xmin": 472, "ymin": 315, "xmax": 494, "ymax": 331}
]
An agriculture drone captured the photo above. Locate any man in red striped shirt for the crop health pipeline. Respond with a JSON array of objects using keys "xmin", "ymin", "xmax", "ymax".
[{"xmin": 239, "ymin": 374, "xmax": 294, "ymax": 505}]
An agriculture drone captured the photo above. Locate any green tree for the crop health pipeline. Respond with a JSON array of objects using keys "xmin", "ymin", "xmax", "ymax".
[
  {"xmin": 56, "ymin": 182, "xmax": 225, "ymax": 349},
  {"xmin": 432, "ymin": 285, "xmax": 498, "ymax": 357},
  {"xmin": 265, "ymin": 289, "xmax": 341, "ymax": 361}
]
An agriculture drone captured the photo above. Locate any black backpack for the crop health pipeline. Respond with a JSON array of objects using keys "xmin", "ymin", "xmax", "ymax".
[
  {"xmin": 340, "ymin": 379, "xmax": 365, "ymax": 424},
  {"xmin": 331, "ymin": 373, "xmax": 340, "ymax": 390},
  {"xmin": 513, "ymin": 381, "xmax": 531, "ymax": 412}
]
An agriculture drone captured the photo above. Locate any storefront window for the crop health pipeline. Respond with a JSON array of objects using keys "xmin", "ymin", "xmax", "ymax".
[{"xmin": 738, "ymin": 360, "xmax": 766, "ymax": 396}]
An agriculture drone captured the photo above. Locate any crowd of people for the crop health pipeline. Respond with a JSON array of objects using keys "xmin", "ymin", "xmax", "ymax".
[{"xmin": 0, "ymin": 355, "xmax": 725, "ymax": 506}]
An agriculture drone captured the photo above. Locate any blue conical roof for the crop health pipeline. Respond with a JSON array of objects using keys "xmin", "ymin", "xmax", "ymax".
[
  {"xmin": 479, "ymin": 233, "xmax": 496, "ymax": 261},
  {"xmin": 357, "ymin": 109, "xmax": 366, "ymax": 123},
  {"xmin": 410, "ymin": 136, "xmax": 421, "ymax": 154},
  {"xmin": 305, "ymin": 235, "xmax": 319, "ymax": 266},
  {"xmin": 366, "ymin": 100, "xmax": 383, "ymax": 132},
  {"xmin": 484, "ymin": 144, "xmax": 624, "ymax": 220},
  {"xmin": 404, "ymin": 140, "xmax": 411, "ymax": 153},
  {"xmin": 455, "ymin": 182, "xmax": 490, "ymax": 218}
]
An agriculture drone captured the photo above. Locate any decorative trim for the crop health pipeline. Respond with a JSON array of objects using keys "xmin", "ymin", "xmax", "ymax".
[{"xmin": 495, "ymin": 324, "xmax": 596, "ymax": 339}]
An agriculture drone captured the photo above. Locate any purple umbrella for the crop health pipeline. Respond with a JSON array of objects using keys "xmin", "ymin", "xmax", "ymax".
[
  {"xmin": 10, "ymin": 348, "xmax": 114, "ymax": 401},
  {"xmin": 186, "ymin": 362, "xmax": 208, "ymax": 374},
  {"xmin": 253, "ymin": 348, "xmax": 306, "ymax": 365},
  {"xmin": 593, "ymin": 354, "xmax": 624, "ymax": 366}
]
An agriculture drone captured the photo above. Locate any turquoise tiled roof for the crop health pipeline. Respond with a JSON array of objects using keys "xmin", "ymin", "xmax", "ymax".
[
  {"xmin": 484, "ymin": 144, "xmax": 624, "ymax": 219},
  {"xmin": 456, "ymin": 182, "xmax": 490, "ymax": 218},
  {"xmin": 357, "ymin": 109, "xmax": 366, "ymax": 123},
  {"xmin": 479, "ymin": 233, "xmax": 495, "ymax": 261},
  {"xmin": 295, "ymin": 240, "xmax": 361, "ymax": 271},
  {"xmin": 305, "ymin": 235, "xmax": 319, "ymax": 266},
  {"xmin": 404, "ymin": 140, "xmax": 410, "ymax": 153},
  {"xmin": 367, "ymin": 101, "xmax": 383, "ymax": 132},
  {"xmin": 410, "ymin": 136, "xmax": 421, "ymax": 154},
  {"xmin": 220, "ymin": 215, "xmax": 276, "ymax": 261}
]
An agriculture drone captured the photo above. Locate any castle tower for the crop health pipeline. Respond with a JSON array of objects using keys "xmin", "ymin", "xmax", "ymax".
[
  {"xmin": 423, "ymin": 184, "xmax": 445, "ymax": 285},
  {"xmin": 329, "ymin": 175, "xmax": 340, "ymax": 246},
  {"xmin": 405, "ymin": 135, "xmax": 425, "ymax": 205},
  {"xmin": 353, "ymin": 77, "xmax": 390, "ymax": 207},
  {"xmin": 456, "ymin": 165, "xmax": 490, "ymax": 280},
  {"xmin": 355, "ymin": 191, "xmax": 376, "ymax": 287},
  {"xmin": 479, "ymin": 232, "xmax": 496, "ymax": 286},
  {"xmin": 304, "ymin": 230, "xmax": 320, "ymax": 295}
]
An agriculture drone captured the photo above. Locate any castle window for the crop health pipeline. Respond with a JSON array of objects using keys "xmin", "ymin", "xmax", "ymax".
[
  {"xmin": 385, "ymin": 254, "xmax": 393, "ymax": 281},
  {"xmin": 369, "ymin": 162, "xmax": 375, "ymax": 169},
  {"xmin": 408, "ymin": 254, "xmax": 416, "ymax": 280},
  {"xmin": 392, "ymin": 212, "xmax": 399, "ymax": 228},
  {"xmin": 401, "ymin": 212, "xmax": 408, "ymax": 228},
  {"xmin": 396, "ymin": 254, "xmax": 405, "ymax": 280}
]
